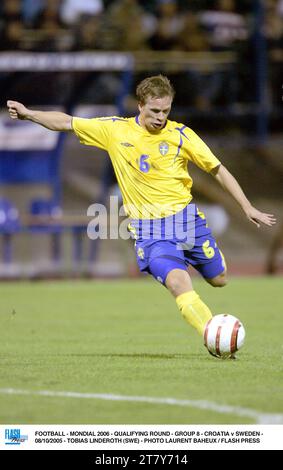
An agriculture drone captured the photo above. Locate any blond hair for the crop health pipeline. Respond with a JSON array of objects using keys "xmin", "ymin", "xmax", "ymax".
[{"xmin": 136, "ymin": 75, "xmax": 175, "ymax": 105}]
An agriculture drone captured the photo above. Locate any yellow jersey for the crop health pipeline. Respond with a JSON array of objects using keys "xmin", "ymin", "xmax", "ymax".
[{"xmin": 72, "ymin": 115, "xmax": 220, "ymax": 219}]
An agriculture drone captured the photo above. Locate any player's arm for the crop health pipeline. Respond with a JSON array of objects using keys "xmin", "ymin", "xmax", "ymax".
[
  {"xmin": 211, "ymin": 164, "xmax": 276, "ymax": 228},
  {"xmin": 7, "ymin": 100, "xmax": 72, "ymax": 131}
]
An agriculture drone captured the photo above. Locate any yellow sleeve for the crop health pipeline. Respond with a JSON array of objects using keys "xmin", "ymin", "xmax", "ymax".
[
  {"xmin": 183, "ymin": 127, "xmax": 221, "ymax": 173},
  {"xmin": 72, "ymin": 116, "xmax": 113, "ymax": 150}
]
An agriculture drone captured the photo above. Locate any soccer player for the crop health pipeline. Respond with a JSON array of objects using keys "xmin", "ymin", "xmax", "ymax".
[{"xmin": 6, "ymin": 75, "xmax": 276, "ymax": 355}]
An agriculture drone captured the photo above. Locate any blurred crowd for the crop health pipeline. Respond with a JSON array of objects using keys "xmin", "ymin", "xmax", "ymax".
[
  {"xmin": 0, "ymin": 0, "xmax": 282, "ymax": 110},
  {"xmin": 0, "ymin": 0, "xmax": 282, "ymax": 54}
]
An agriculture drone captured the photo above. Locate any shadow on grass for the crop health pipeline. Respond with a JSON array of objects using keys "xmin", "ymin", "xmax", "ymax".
[{"xmin": 57, "ymin": 353, "xmax": 195, "ymax": 360}]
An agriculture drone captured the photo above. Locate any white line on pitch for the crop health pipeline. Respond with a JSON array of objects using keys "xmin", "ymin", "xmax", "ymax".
[{"xmin": 0, "ymin": 388, "xmax": 282, "ymax": 424}]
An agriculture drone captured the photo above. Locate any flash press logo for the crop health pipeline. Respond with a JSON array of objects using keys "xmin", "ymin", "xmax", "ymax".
[{"xmin": 5, "ymin": 428, "xmax": 28, "ymax": 445}]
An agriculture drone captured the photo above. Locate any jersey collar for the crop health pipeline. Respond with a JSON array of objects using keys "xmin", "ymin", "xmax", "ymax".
[{"xmin": 134, "ymin": 115, "xmax": 169, "ymax": 134}]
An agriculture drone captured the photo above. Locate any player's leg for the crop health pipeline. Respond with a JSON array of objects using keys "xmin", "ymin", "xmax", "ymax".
[
  {"xmin": 205, "ymin": 269, "xmax": 227, "ymax": 287},
  {"xmin": 187, "ymin": 221, "xmax": 228, "ymax": 288},
  {"xmin": 148, "ymin": 258, "xmax": 212, "ymax": 336},
  {"xmin": 188, "ymin": 207, "xmax": 228, "ymax": 288},
  {"xmin": 200, "ymin": 249, "xmax": 227, "ymax": 287}
]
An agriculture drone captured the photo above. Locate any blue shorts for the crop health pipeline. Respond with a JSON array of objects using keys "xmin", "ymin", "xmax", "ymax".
[{"xmin": 130, "ymin": 204, "xmax": 226, "ymax": 285}]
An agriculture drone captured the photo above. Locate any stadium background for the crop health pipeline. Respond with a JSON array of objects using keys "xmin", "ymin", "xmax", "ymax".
[{"xmin": 0, "ymin": 0, "xmax": 282, "ymax": 426}]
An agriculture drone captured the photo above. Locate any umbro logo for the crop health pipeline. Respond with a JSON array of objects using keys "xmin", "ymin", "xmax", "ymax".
[{"xmin": 120, "ymin": 142, "xmax": 134, "ymax": 147}]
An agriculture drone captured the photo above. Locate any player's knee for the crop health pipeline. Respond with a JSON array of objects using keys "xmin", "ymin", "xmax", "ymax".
[
  {"xmin": 207, "ymin": 272, "xmax": 228, "ymax": 288},
  {"xmin": 165, "ymin": 269, "xmax": 192, "ymax": 297}
]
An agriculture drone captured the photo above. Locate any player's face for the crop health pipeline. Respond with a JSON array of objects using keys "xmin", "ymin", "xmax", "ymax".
[{"xmin": 138, "ymin": 95, "xmax": 172, "ymax": 133}]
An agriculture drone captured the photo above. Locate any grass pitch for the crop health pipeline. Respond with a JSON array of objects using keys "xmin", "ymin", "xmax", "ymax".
[{"xmin": 0, "ymin": 277, "xmax": 282, "ymax": 424}]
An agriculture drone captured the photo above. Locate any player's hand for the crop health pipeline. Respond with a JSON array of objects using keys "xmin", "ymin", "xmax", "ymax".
[
  {"xmin": 7, "ymin": 100, "xmax": 29, "ymax": 120},
  {"xmin": 245, "ymin": 206, "xmax": 277, "ymax": 228}
]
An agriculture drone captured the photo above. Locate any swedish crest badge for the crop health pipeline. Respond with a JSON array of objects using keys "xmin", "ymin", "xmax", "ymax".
[{"xmin": 159, "ymin": 141, "xmax": 169, "ymax": 156}]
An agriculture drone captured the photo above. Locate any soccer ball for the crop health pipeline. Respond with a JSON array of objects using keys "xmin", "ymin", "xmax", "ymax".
[{"xmin": 203, "ymin": 314, "xmax": 245, "ymax": 359}]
